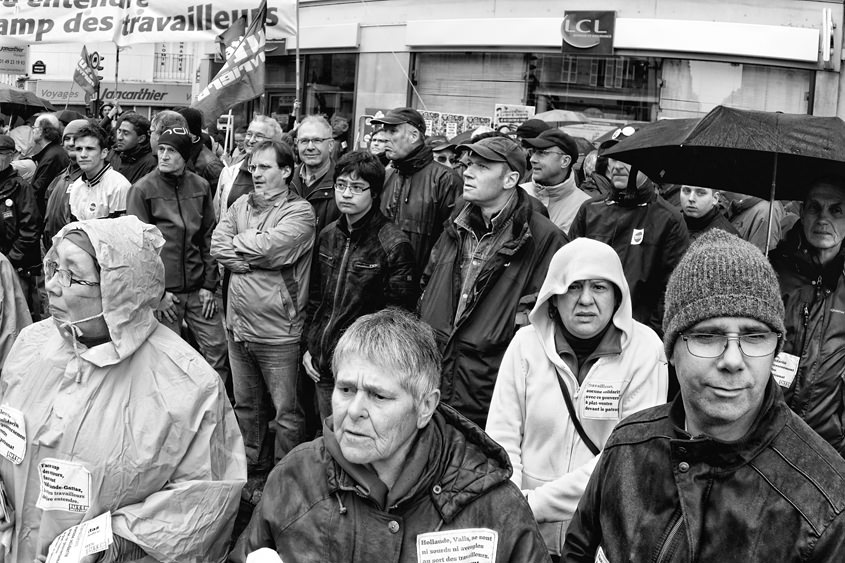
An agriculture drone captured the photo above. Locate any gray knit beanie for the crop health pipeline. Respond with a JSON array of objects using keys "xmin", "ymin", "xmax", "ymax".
[{"xmin": 662, "ymin": 229, "xmax": 785, "ymax": 359}]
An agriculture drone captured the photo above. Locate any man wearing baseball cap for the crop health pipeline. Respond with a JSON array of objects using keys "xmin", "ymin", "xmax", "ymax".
[
  {"xmin": 419, "ymin": 135, "xmax": 567, "ymax": 427},
  {"xmin": 564, "ymin": 229, "xmax": 845, "ymax": 562},
  {"xmin": 370, "ymin": 107, "xmax": 463, "ymax": 269},
  {"xmin": 521, "ymin": 129, "xmax": 590, "ymax": 235},
  {"xmin": 127, "ymin": 126, "xmax": 230, "ymax": 386}
]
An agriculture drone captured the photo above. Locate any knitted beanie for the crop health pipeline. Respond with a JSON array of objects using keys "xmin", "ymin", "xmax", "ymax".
[
  {"xmin": 157, "ymin": 127, "xmax": 192, "ymax": 162},
  {"xmin": 662, "ymin": 229, "xmax": 785, "ymax": 359},
  {"xmin": 177, "ymin": 107, "xmax": 204, "ymax": 138}
]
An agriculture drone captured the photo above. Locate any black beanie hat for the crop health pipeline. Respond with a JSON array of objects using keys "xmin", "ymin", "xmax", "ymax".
[{"xmin": 157, "ymin": 127, "xmax": 193, "ymax": 161}]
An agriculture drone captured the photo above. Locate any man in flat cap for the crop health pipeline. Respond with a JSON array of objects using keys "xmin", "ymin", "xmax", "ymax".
[{"xmin": 371, "ymin": 107, "xmax": 463, "ymax": 270}]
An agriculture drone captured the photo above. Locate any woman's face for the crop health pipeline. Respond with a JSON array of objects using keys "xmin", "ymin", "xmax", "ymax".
[{"xmin": 557, "ymin": 278, "xmax": 616, "ymax": 339}]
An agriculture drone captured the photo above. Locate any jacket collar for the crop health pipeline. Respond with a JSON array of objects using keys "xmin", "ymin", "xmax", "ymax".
[
  {"xmin": 668, "ymin": 378, "xmax": 788, "ymax": 469},
  {"xmin": 392, "ymin": 143, "xmax": 433, "ymax": 176},
  {"xmin": 117, "ymin": 142, "xmax": 152, "ymax": 163},
  {"xmin": 324, "ymin": 404, "xmax": 511, "ymax": 521}
]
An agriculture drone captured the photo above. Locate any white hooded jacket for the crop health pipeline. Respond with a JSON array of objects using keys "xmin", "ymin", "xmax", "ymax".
[
  {"xmin": 486, "ymin": 237, "xmax": 667, "ymax": 554},
  {"xmin": 0, "ymin": 216, "xmax": 246, "ymax": 563}
]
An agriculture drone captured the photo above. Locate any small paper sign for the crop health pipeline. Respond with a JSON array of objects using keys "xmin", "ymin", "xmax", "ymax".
[
  {"xmin": 45, "ymin": 511, "xmax": 113, "ymax": 563},
  {"xmin": 417, "ymin": 528, "xmax": 498, "ymax": 563}
]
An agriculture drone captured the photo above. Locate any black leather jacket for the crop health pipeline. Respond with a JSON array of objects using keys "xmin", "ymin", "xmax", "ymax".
[
  {"xmin": 564, "ymin": 381, "xmax": 845, "ymax": 563},
  {"xmin": 306, "ymin": 208, "xmax": 418, "ymax": 376},
  {"xmin": 0, "ymin": 166, "xmax": 41, "ymax": 270},
  {"xmin": 770, "ymin": 224, "xmax": 845, "ymax": 455},
  {"xmin": 381, "ymin": 144, "xmax": 463, "ymax": 269}
]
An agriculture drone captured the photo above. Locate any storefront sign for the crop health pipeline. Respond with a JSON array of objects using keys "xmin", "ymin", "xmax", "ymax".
[
  {"xmin": 32, "ymin": 60, "xmax": 46, "ymax": 74},
  {"xmin": 34, "ymin": 80, "xmax": 192, "ymax": 107},
  {"xmin": 0, "ymin": 45, "xmax": 27, "ymax": 74},
  {"xmin": 0, "ymin": 0, "xmax": 295, "ymax": 46},
  {"xmin": 561, "ymin": 11, "xmax": 615, "ymax": 55}
]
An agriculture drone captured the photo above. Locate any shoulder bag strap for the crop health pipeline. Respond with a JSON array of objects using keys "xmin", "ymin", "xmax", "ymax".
[{"xmin": 556, "ymin": 374, "xmax": 601, "ymax": 456}]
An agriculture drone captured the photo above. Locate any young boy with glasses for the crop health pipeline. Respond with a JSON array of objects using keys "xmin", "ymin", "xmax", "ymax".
[
  {"xmin": 564, "ymin": 229, "xmax": 845, "ymax": 563},
  {"xmin": 302, "ymin": 150, "xmax": 418, "ymax": 422}
]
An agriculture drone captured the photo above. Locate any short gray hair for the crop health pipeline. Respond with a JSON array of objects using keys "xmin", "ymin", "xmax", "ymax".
[
  {"xmin": 299, "ymin": 114, "xmax": 332, "ymax": 137},
  {"xmin": 250, "ymin": 115, "xmax": 283, "ymax": 142},
  {"xmin": 332, "ymin": 308, "xmax": 441, "ymax": 405}
]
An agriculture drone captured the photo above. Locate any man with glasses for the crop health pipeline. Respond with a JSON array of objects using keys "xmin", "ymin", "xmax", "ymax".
[
  {"xmin": 290, "ymin": 115, "xmax": 340, "ymax": 235},
  {"xmin": 770, "ymin": 177, "xmax": 845, "ymax": 456},
  {"xmin": 212, "ymin": 140, "xmax": 315, "ymax": 483},
  {"xmin": 521, "ymin": 129, "xmax": 590, "ymax": 235},
  {"xmin": 215, "ymin": 115, "xmax": 282, "ymax": 220},
  {"xmin": 370, "ymin": 107, "xmax": 463, "ymax": 269},
  {"xmin": 564, "ymin": 229, "xmax": 845, "ymax": 563},
  {"xmin": 302, "ymin": 150, "xmax": 417, "ymax": 423}
]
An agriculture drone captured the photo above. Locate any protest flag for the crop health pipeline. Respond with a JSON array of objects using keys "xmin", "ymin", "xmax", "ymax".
[
  {"xmin": 217, "ymin": 15, "xmax": 247, "ymax": 60},
  {"xmin": 73, "ymin": 46, "xmax": 100, "ymax": 103},
  {"xmin": 193, "ymin": 0, "xmax": 266, "ymax": 120}
]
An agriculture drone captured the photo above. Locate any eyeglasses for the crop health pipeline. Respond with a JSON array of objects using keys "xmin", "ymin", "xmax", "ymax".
[
  {"xmin": 527, "ymin": 148, "xmax": 565, "ymax": 159},
  {"xmin": 44, "ymin": 261, "xmax": 100, "ymax": 288},
  {"xmin": 298, "ymin": 137, "xmax": 330, "ymax": 147},
  {"xmin": 334, "ymin": 181, "xmax": 370, "ymax": 195},
  {"xmin": 247, "ymin": 163, "xmax": 277, "ymax": 174},
  {"xmin": 244, "ymin": 131, "xmax": 268, "ymax": 141},
  {"xmin": 680, "ymin": 332, "xmax": 780, "ymax": 358},
  {"xmin": 611, "ymin": 126, "xmax": 637, "ymax": 141}
]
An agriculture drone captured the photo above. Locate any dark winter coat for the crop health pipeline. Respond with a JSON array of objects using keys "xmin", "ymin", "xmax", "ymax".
[
  {"xmin": 381, "ymin": 144, "xmax": 463, "ymax": 269},
  {"xmin": 770, "ymin": 224, "xmax": 845, "ymax": 455},
  {"xmin": 683, "ymin": 206, "xmax": 739, "ymax": 242},
  {"xmin": 569, "ymin": 185, "xmax": 689, "ymax": 335},
  {"xmin": 42, "ymin": 163, "xmax": 82, "ymax": 248},
  {"xmin": 290, "ymin": 161, "xmax": 341, "ymax": 237},
  {"xmin": 127, "ymin": 169, "xmax": 218, "ymax": 293},
  {"xmin": 419, "ymin": 188, "xmax": 568, "ymax": 427},
  {"xmin": 31, "ymin": 141, "xmax": 69, "ymax": 215},
  {"xmin": 231, "ymin": 404, "xmax": 551, "ymax": 563},
  {"xmin": 111, "ymin": 142, "xmax": 157, "ymax": 184},
  {"xmin": 0, "ymin": 166, "xmax": 41, "ymax": 270}
]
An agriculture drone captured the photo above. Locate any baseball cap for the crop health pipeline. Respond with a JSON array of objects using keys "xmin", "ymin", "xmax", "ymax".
[
  {"xmin": 458, "ymin": 136, "xmax": 526, "ymax": 178},
  {"xmin": 522, "ymin": 129, "xmax": 579, "ymax": 163},
  {"xmin": 370, "ymin": 107, "xmax": 426, "ymax": 133},
  {"xmin": 514, "ymin": 118, "xmax": 551, "ymax": 139},
  {"xmin": 0, "ymin": 135, "xmax": 16, "ymax": 153}
]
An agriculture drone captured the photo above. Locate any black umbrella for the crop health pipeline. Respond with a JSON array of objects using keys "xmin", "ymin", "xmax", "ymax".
[
  {"xmin": 0, "ymin": 87, "xmax": 56, "ymax": 122},
  {"xmin": 601, "ymin": 106, "xmax": 845, "ymax": 202}
]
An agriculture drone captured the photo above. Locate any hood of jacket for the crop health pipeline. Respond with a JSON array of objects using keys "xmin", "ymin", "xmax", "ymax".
[
  {"xmin": 324, "ymin": 404, "xmax": 512, "ymax": 523},
  {"xmin": 529, "ymin": 237, "xmax": 634, "ymax": 367},
  {"xmin": 46, "ymin": 216, "xmax": 166, "ymax": 363}
]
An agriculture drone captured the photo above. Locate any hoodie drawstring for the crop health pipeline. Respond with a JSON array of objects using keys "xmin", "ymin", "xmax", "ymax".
[
  {"xmin": 58, "ymin": 312, "xmax": 106, "ymax": 383},
  {"xmin": 335, "ymin": 492, "xmax": 347, "ymax": 515}
]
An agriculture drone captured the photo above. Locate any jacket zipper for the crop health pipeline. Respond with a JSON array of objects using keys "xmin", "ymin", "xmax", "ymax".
[
  {"xmin": 174, "ymin": 175, "xmax": 188, "ymax": 291},
  {"xmin": 655, "ymin": 513, "xmax": 683, "ymax": 563},
  {"xmin": 319, "ymin": 237, "xmax": 352, "ymax": 367}
]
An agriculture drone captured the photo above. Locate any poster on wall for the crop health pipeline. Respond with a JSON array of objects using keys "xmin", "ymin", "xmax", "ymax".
[
  {"xmin": 356, "ymin": 108, "xmax": 391, "ymax": 149},
  {"xmin": 465, "ymin": 114, "xmax": 493, "ymax": 133},
  {"xmin": 493, "ymin": 104, "xmax": 535, "ymax": 129},
  {"xmin": 440, "ymin": 113, "xmax": 465, "ymax": 139},
  {"xmin": 420, "ymin": 110, "xmax": 441, "ymax": 135},
  {"xmin": 0, "ymin": 45, "xmax": 26, "ymax": 74}
]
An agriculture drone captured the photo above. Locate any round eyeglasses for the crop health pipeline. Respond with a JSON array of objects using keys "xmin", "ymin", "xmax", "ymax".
[
  {"xmin": 44, "ymin": 261, "xmax": 100, "ymax": 288},
  {"xmin": 680, "ymin": 332, "xmax": 780, "ymax": 358}
]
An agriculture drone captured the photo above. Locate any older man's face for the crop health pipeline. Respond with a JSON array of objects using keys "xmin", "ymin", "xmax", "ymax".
[
  {"xmin": 332, "ymin": 355, "xmax": 424, "ymax": 475},
  {"xmin": 802, "ymin": 182, "xmax": 845, "ymax": 253}
]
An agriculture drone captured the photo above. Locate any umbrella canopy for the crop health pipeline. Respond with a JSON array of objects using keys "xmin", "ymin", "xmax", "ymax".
[
  {"xmin": 534, "ymin": 109, "xmax": 588, "ymax": 124},
  {"xmin": 0, "ymin": 87, "xmax": 56, "ymax": 121},
  {"xmin": 601, "ymin": 106, "xmax": 845, "ymax": 201}
]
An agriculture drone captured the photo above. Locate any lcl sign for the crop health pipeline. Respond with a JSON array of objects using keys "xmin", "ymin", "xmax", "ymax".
[{"xmin": 561, "ymin": 11, "xmax": 616, "ymax": 55}]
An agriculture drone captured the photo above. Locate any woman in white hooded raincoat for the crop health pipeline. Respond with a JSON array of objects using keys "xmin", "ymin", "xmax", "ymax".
[
  {"xmin": 486, "ymin": 237, "xmax": 668, "ymax": 558},
  {"xmin": 0, "ymin": 216, "xmax": 246, "ymax": 563}
]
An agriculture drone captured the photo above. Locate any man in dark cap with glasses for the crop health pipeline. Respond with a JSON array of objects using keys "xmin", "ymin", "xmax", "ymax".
[
  {"xmin": 370, "ymin": 107, "xmax": 463, "ymax": 269},
  {"xmin": 564, "ymin": 229, "xmax": 845, "ymax": 563}
]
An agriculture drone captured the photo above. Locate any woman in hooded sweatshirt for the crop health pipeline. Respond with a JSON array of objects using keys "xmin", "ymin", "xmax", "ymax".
[{"xmin": 486, "ymin": 237, "xmax": 668, "ymax": 561}]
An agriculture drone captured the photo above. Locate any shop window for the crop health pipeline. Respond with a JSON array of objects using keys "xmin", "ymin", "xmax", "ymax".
[{"xmin": 659, "ymin": 60, "xmax": 811, "ymax": 117}]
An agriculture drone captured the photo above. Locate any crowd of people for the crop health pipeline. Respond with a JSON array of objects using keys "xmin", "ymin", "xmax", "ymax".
[{"xmin": 0, "ymin": 102, "xmax": 843, "ymax": 562}]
